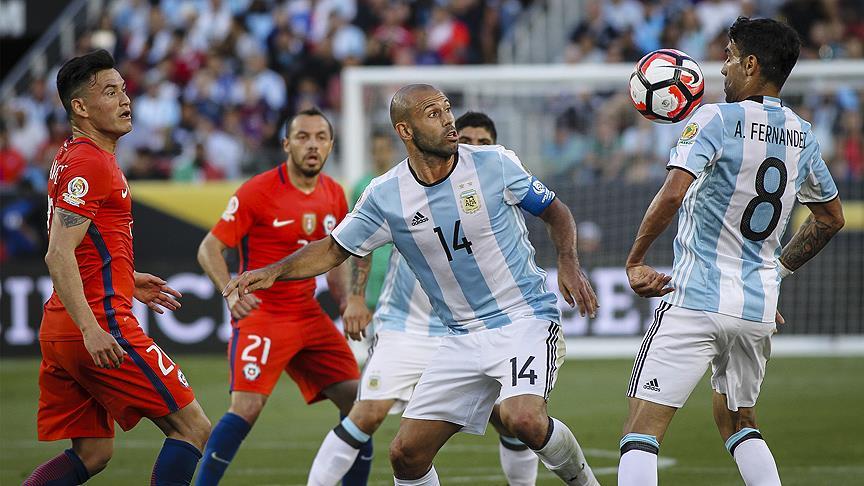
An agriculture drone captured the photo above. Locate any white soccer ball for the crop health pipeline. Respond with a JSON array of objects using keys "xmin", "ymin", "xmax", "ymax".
[{"xmin": 629, "ymin": 49, "xmax": 705, "ymax": 124}]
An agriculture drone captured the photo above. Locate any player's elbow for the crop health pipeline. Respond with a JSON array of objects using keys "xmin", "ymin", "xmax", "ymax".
[
  {"xmin": 44, "ymin": 246, "xmax": 65, "ymax": 270},
  {"xmin": 197, "ymin": 233, "xmax": 224, "ymax": 268},
  {"xmin": 829, "ymin": 211, "xmax": 845, "ymax": 233}
]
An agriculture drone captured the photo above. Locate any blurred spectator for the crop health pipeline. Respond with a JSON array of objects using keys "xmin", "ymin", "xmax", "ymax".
[
  {"xmin": 426, "ymin": 6, "xmax": 471, "ymax": 64},
  {"xmin": 0, "ymin": 121, "xmax": 26, "ymax": 186},
  {"xmin": 1, "ymin": 0, "xmax": 860, "ymax": 186},
  {"xmin": 576, "ymin": 221, "xmax": 602, "ymax": 256},
  {"xmin": 0, "ymin": 179, "xmax": 48, "ymax": 263},
  {"xmin": 173, "ymin": 142, "xmax": 226, "ymax": 181}
]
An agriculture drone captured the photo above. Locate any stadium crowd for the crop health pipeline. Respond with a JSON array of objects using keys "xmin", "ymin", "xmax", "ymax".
[{"xmin": 1, "ymin": 0, "xmax": 862, "ymax": 262}]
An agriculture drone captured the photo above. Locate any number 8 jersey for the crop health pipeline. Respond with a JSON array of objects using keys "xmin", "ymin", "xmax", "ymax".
[
  {"xmin": 331, "ymin": 144, "xmax": 560, "ymax": 334},
  {"xmin": 664, "ymin": 96, "xmax": 838, "ymax": 322}
]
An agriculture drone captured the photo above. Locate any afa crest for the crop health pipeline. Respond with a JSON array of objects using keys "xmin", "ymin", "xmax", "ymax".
[
  {"xmin": 368, "ymin": 375, "xmax": 380, "ymax": 390},
  {"xmin": 302, "ymin": 213, "xmax": 317, "ymax": 235},
  {"xmin": 460, "ymin": 189, "xmax": 481, "ymax": 214}
]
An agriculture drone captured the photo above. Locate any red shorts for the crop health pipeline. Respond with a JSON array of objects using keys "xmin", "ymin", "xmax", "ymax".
[
  {"xmin": 228, "ymin": 309, "xmax": 360, "ymax": 403},
  {"xmin": 37, "ymin": 321, "xmax": 195, "ymax": 441}
]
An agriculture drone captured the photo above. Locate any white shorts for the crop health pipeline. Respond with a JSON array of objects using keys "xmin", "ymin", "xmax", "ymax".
[
  {"xmin": 627, "ymin": 302, "xmax": 775, "ymax": 411},
  {"xmin": 358, "ymin": 331, "xmax": 443, "ymax": 414},
  {"xmin": 403, "ymin": 319, "xmax": 565, "ymax": 435}
]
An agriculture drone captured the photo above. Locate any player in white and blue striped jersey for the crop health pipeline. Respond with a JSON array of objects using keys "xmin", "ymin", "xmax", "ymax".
[
  {"xmin": 223, "ymin": 85, "xmax": 600, "ymax": 486},
  {"xmin": 306, "ymin": 113, "xmax": 540, "ymax": 486},
  {"xmin": 618, "ymin": 17, "xmax": 846, "ymax": 486}
]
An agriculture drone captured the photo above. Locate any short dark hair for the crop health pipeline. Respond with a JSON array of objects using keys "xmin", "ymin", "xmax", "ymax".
[
  {"xmin": 728, "ymin": 17, "xmax": 800, "ymax": 89},
  {"xmin": 455, "ymin": 111, "xmax": 497, "ymax": 143},
  {"xmin": 286, "ymin": 107, "xmax": 334, "ymax": 139},
  {"xmin": 56, "ymin": 49, "xmax": 116, "ymax": 118}
]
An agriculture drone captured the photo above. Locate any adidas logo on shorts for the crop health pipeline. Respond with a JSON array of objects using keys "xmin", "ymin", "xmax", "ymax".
[
  {"xmin": 411, "ymin": 211, "xmax": 429, "ymax": 226},
  {"xmin": 643, "ymin": 378, "xmax": 661, "ymax": 392}
]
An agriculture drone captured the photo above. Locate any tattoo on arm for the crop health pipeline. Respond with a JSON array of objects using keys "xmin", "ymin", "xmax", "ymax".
[
  {"xmin": 56, "ymin": 208, "xmax": 90, "ymax": 228},
  {"xmin": 350, "ymin": 255, "xmax": 371, "ymax": 296},
  {"xmin": 780, "ymin": 214, "xmax": 837, "ymax": 271}
]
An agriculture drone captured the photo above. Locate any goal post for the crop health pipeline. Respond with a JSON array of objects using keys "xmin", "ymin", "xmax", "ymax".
[{"xmin": 339, "ymin": 60, "xmax": 864, "ymax": 346}]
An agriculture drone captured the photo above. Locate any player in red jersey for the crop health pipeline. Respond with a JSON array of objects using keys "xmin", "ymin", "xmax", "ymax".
[
  {"xmin": 195, "ymin": 108, "xmax": 369, "ymax": 485},
  {"xmin": 24, "ymin": 50, "xmax": 211, "ymax": 486}
]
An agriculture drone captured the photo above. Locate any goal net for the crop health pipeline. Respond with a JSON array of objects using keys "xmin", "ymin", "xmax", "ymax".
[{"xmin": 338, "ymin": 61, "xmax": 864, "ymax": 338}]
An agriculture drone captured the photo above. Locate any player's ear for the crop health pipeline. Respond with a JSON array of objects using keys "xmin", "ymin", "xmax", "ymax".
[
  {"xmin": 744, "ymin": 54, "xmax": 759, "ymax": 78},
  {"xmin": 281, "ymin": 136, "xmax": 290, "ymax": 153},
  {"xmin": 70, "ymin": 97, "xmax": 88, "ymax": 119},
  {"xmin": 394, "ymin": 121, "xmax": 412, "ymax": 141}
]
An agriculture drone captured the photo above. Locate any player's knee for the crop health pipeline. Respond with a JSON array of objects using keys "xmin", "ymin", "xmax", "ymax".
[
  {"xmin": 189, "ymin": 413, "xmax": 212, "ymax": 450},
  {"xmin": 388, "ymin": 436, "xmax": 429, "ymax": 475},
  {"xmin": 75, "ymin": 442, "xmax": 113, "ymax": 474},
  {"xmin": 229, "ymin": 394, "xmax": 267, "ymax": 424},
  {"xmin": 502, "ymin": 411, "xmax": 548, "ymax": 449}
]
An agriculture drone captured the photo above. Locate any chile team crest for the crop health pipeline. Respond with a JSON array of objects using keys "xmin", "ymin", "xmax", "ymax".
[{"xmin": 302, "ymin": 213, "xmax": 317, "ymax": 235}]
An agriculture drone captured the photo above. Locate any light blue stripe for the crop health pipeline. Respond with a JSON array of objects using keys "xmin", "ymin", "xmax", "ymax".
[
  {"xmin": 473, "ymin": 152, "xmax": 558, "ymax": 322},
  {"xmin": 681, "ymin": 103, "xmax": 744, "ymax": 312},
  {"xmin": 376, "ymin": 252, "xmax": 411, "ymax": 332},
  {"xmin": 620, "ymin": 433, "xmax": 660, "ymax": 449},
  {"xmin": 499, "ymin": 435, "xmax": 526, "ymax": 447},
  {"xmin": 725, "ymin": 427, "xmax": 760, "ymax": 452},
  {"xmin": 378, "ymin": 182, "xmax": 462, "ymax": 333},
  {"xmin": 427, "ymin": 173, "xmax": 510, "ymax": 330},
  {"xmin": 340, "ymin": 417, "xmax": 370, "ymax": 443}
]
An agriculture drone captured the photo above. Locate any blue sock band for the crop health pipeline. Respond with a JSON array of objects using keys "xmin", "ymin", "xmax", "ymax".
[
  {"xmin": 499, "ymin": 434, "xmax": 530, "ymax": 451},
  {"xmin": 151, "ymin": 438, "xmax": 202, "ymax": 486},
  {"xmin": 725, "ymin": 427, "xmax": 762, "ymax": 456},
  {"xmin": 336, "ymin": 416, "xmax": 371, "ymax": 445},
  {"xmin": 64, "ymin": 448, "xmax": 91, "ymax": 483},
  {"xmin": 195, "ymin": 413, "xmax": 251, "ymax": 486},
  {"xmin": 620, "ymin": 433, "xmax": 660, "ymax": 456}
]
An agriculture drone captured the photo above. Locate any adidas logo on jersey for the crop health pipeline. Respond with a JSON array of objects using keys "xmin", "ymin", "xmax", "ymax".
[
  {"xmin": 643, "ymin": 378, "xmax": 661, "ymax": 392},
  {"xmin": 410, "ymin": 211, "xmax": 429, "ymax": 226}
]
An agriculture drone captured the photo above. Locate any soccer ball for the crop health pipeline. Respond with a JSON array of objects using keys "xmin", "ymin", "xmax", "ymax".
[{"xmin": 629, "ymin": 49, "xmax": 704, "ymax": 124}]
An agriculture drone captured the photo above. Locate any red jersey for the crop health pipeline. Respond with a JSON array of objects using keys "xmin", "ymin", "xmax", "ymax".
[
  {"xmin": 41, "ymin": 137, "xmax": 135, "ymax": 341},
  {"xmin": 211, "ymin": 163, "xmax": 348, "ymax": 315}
]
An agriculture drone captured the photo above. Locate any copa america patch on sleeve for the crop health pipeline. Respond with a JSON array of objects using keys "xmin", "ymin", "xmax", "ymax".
[{"xmin": 61, "ymin": 176, "xmax": 89, "ymax": 207}]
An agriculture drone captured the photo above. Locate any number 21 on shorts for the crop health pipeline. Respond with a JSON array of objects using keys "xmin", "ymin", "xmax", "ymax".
[{"xmin": 241, "ymin": 334, "xmax": 272, "ymax": 365}]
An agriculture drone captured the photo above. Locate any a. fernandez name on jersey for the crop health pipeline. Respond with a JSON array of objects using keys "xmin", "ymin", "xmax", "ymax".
[{"xmin": 734, "ymin": 120, "xmax": 806, "ymax": 148}]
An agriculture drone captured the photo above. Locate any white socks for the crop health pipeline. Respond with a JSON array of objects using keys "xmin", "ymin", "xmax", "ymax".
[
  {"xmin": 394, "ymin": 466, "xmax": 439, "ymax": 486},
  {"xmin": 727, "ymin": 428, "xmax": 781, "ymax": 486},
  {"xmin": 307, "ymin": 423, "xmax": 365, "ymax": 486},
  {"xmin": 499, "ymin": 436, "xmax": 539, "ymax": 485},
  {"xmin": 534, "ymin": 417, "xmax": 598, "ymax": 486},
  {"xmin": 618, "ymin": 433, "xmax": 659, "ymax": 486}
]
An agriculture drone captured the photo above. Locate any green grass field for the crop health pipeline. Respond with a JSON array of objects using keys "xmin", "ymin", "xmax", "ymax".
[{"xmin": 2, "ymin": 356, "xmax": 862, "ymax": 485}]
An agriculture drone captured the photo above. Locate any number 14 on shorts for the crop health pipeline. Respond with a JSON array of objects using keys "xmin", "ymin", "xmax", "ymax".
[{"xmin": 510, "ymin": 356, "xmax": 537, "ymax": 386}]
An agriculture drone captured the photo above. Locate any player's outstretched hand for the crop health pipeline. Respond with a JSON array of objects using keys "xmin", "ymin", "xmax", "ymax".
[
  {"xmin": 343, "ymin": 294, "xmax": 373, "ymax": 341},
  {"xmin": 558, "ymin": 262, "xmax": 599, "ymax": 318},
  {"xmin": 83, "ymin": 326, "xmax": 126, "ymax": 369},
  {"xmin": 226, "ymin": 289, "xmax": 261, "ymax": 320},
  {"xmin": 222, "ymin": 267, "xmax": 278, "ymax": 298},
  {"xmin": 133, "ymin": 272, "xmax": 182, "ymax": 314},
  {"xmin": 626, "ymin": 263, "xmax": 674, "ymax": 298}
]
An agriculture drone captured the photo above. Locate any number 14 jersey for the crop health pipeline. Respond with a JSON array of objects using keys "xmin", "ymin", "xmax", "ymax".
[
  {"xmin": 665, "ymin": 96, "xmax": 838, "ymax": 322},
  {"xmin": 332, "ymin": 144, "xmax": 560, "ymax": 334}
]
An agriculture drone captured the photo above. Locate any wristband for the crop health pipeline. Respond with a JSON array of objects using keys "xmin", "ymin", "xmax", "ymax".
[{"xmin": 777, "ymin": 260, "xmax": 794, "ymax": 279}]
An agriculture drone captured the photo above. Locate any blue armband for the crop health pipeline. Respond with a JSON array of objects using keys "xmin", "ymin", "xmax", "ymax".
[{"xmin": 518, "ymin": 177, "xmax": 556, "ymax": 216}]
